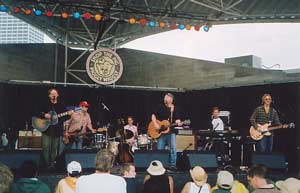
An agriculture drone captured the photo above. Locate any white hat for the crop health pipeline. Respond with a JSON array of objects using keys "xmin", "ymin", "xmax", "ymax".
[
  {"xmin": 217, "ymin": 170, "xmax": 234, "ymax": 190},
  {"xmin": 147, "ymin": 160, "xmax": 166, "ymax": 176},
  {"xmin": 276, "ymin": 178, "xmax": 300, "ymax": 193},
  {"xmin": 190, "ymin": 166, "xmax": 208, "ymax": 186},
  {"xmin": 67, "ymin": 161, "xmax": 82, "ymax": 174}
]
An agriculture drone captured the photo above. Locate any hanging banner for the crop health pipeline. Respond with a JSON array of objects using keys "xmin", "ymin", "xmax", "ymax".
[{"xmin": 86, "ymin": 48, "xmax": 123, "ymax": 85}]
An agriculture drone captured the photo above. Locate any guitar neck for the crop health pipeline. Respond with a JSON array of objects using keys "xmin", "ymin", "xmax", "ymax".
[
  {"xmin": 57, "ymin": 111, "xmax": 71, "ymax": 118},
  {"xmin": 268, "ymin": 125, "xmax": 283, "ymax": 131}
]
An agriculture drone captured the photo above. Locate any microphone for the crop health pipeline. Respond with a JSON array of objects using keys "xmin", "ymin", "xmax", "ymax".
[{"xmin": 101, "ymin": 102, "xmax": 110, "ymax": 111}]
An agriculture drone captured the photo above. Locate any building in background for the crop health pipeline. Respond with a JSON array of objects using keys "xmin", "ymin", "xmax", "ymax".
[{"xmin": 0, "ymin": 12, "xmax": 44, "ymax": 44}]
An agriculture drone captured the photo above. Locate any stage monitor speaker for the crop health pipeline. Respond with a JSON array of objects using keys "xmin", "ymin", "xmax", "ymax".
[
  {"xmin": 251, "ymin": 152, "xmax": 287, "ymax": 169},
  {"xmin": 0, "ymin": 150, "xmax": 41, "ymax": 169},
  {"xmin": 176, "ymin": 135, "xmax": 196, "ymax": 151},
  {"xmin": 65, "ymin": 150, "xmax": 97, "ymax": 169},
  {"xmin": 186, "ymin": 151, "xmax": 218, "ymax": 168},
  {"xmin": 134, "ymin": 150, "xmax": 170, "ymax": 168}
]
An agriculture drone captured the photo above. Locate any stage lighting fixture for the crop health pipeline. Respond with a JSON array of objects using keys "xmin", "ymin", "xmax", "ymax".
[
  {"xmin": 178, "ymin": 24, "xmax": 185, "ymax": 30},
  {"xmin": 34, "ymin": 9, "xmax": 42, "ymax": 16},
  {"xmin": 0, "ymin": 5, "xmax": 8, "ymax": 12}
]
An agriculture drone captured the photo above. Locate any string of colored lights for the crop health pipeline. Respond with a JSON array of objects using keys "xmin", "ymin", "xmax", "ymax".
[{"xmin": 0, "ymin": 4, "xmax": 210, "ymax": 32}]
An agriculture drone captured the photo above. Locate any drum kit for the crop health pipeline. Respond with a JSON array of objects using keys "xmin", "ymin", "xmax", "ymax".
[{"xmin": 85, "ymin": 126, "xmax": 153, "ymax": 154}]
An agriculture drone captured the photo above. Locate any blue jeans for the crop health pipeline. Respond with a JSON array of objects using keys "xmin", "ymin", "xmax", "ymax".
[
  {"xmin": 65, "ymin": 136, "xmax": 83, "ymax": 150},
  {"xmin": 157, "ymin": 133, "xmax": 177, "ymax": 167},
  {"xmin": 256, "ymin": 135, "xmax": 273, "ymax": 152}
]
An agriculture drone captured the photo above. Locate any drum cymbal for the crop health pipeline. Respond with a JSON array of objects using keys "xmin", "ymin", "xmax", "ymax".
[{"xmin": 116, "ymin": 129, "xmax": 134, "ymax": 139}]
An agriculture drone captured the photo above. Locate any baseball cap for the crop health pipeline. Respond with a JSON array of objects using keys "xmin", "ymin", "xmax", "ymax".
[{"xmin": 67, "ymin": 161, "xmax": 82, "ymax": 175}]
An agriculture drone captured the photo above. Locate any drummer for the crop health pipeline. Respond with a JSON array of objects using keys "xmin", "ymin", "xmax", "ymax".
[{"xmin": 124, "ymin": 116, "xmax": 138, "ymax": 145}]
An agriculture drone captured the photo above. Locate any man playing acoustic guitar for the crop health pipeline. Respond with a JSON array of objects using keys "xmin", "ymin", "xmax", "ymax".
[
  {"xmin": 250, "ymin": 94, "xmax": 287, "ymax": 152},
  {"xmin": 64, "ymin": 101, "xmax": 97, "ymax": 150},
  {"xmin": 150, "ymin": 93, "xmax": 182, "ymax": 169}
]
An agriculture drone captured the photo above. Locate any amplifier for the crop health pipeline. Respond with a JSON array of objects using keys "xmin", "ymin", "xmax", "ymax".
[
  {"xmin": 176, "ymin": 135, "xmax": 196, "ymax": 151},
  {"xmin": 18, "ymin": 131, "xmax": 42, "ymax": 149},
  {"xmin": 177, "ymin": 129, "xmax": 193, "ymax": 135}
]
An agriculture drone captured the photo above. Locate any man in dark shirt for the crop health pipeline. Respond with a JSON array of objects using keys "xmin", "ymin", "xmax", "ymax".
[
  {"xmin": 121, "ymin": 163, "xmax": 138, "ymax": 193},
  {"xmin": 250, "ymin": 94, "xmax": 286, "ymax": 152},
  {"xmin": 39, "ymin": 88, "xmax": 66, "ymax": 169},
  {"xmin": 151, "ymin": 93, "xmax": 182, "ymax": 168}
]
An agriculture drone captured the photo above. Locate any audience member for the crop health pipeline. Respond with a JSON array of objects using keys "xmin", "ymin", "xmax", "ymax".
[
  {"xmin": 75, "ymin": 149, "xmax": 126, "ymax": 193},
  {"xmin": 120, "ymin": 163, "xmax": 138, "ymax": 193},
  {"xmin": 275, "ymin": 177, "xmax": 300, "ymax": 193},
  {"xmin": 55, "ymin": 161, "xmax": 82, "ymax": 193},
  {"xmin": 247, "ymin": 165, "xmax": 280, "ymax": 193},
  {"xmin": 143, "ymin": 160, "xmax": 174, "ymax": 193},
  {"xmin": 11, "ymin": 160, "xmax": 51, "ymax": 193},
  {"xmin": 212, "ymin": 170, "xmax": 233, "ymax": 193},
  {"xmin": 181, "ymin": 166, "xmax": 210, "ymax": 193},
  {"xmin": 0, "ymin": 163, "xmax": 14, "ymax": 193},
  {"xmin": 221, "ymin": 165, "xmax": 249, "ymax": 193}
]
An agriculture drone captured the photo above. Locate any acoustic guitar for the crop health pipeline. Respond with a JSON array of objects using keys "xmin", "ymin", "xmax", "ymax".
[
  {"xmin": 148, "ymin": 119, "xmax": 190, "ymax": 139},
  {"xmin": 32, "ymin": 107, "xmax": 81, "ymax": 132},
  {"xmin": 249, "ymin": 122, "xmax": 294, "ymax": 140}
]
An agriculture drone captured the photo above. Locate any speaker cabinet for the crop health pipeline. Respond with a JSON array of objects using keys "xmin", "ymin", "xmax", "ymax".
[
  {"xmin": 134, "ymin": 150, "xmax": 170, "ymax": 168},
  {"xmin": 65, "ymin": 149, "xmax": 98, "ymax": 169},
  {"xmin": 185, "ymin": 151, "xmax": 218, "ymax": 168},
  {"xmin": 0, "ymin": 150, "xmax": 41, "ymax": 169},
  {"xmin": 176, "ymin": 135, "xmax": 196, "ymax": 151},
  {"xmin": 251, "ymin": 152, "xmax": 287, "ymax": 169}
]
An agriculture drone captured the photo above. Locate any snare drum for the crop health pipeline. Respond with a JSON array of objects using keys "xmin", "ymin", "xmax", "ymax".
[
  {"xmin": 107, "ymin": 141, "xmax": 119, "ymax": 155},
  {"xmin": 94, "ymin": 134, "xmax": 105, "ymax": 144},
  {"xmin": 137, "ymin": 134, "xmax": 151, "ymax": 146}
]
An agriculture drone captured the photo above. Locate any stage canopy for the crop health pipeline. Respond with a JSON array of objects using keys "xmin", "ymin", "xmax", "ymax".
[{"xmin": 2, "ymin": 0, "xmax": 300, "ymax": 49}]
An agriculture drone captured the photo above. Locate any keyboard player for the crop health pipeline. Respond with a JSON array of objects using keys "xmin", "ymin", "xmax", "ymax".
[{"xmin": 211, "ymin": 107, "xmax": 224, "ymax": 131}]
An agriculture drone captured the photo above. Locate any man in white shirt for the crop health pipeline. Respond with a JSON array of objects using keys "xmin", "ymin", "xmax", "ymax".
[
  {"xmin": 124, "ymin": 116, "xmax": 138, "ymax": 145},
  {"xmin": 75, "ymin": 149, "xmax": 126, "ymax": 193},
  {"xmin": 211, "ymin": 107, "xmax": 224, "ymax": 131}
]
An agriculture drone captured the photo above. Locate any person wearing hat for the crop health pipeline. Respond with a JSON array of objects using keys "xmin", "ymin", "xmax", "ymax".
[
  {"xmin": 142, "ymin": 160, "xmax": 174, "ymax": 193},
  {"xmin": 55, "ymin": 161, "xmax": 82, "ymax": 193},
  {"xmin": 211, "ymin": 170, "xmax": 234, "ymax": 193},
  {"xmin": 151, "ymin": 93, "xmax": 183, "ymax": 169},
  {"xmin": 64, "ymin": 101, "xmax": 96, "ymax": 149},
  {"xmin": 181, "ymin": 166, "xmax": 211, "ymax": 193},
  {"xmin": 275, "ymin": 178, "xmax": 300, "ymax": 193},
  {"xmin": 212, "ymin": 166, "xmax": 249, "ymax": 193}
]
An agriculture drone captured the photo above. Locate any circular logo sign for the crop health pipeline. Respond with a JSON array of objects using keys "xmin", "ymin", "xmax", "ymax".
[{"xmin": 86, "ymin": 48, "xmax": 123, "ymax": 85}]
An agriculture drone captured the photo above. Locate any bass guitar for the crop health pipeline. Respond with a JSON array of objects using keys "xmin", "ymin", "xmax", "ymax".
[
  {"xmin": 32, "ymin": 108, "xmax": 81, "ymax": 132},
  {"xmin": 63, "ymin": 127, "xmax": 108, "ymax": 144},
  {"xmin": 148, "ymin": 119, "xmax": 190, "ymax": 139},
  {"xmin": 249, "ymin": 122, "xmax": 294, "ymax": 140}
]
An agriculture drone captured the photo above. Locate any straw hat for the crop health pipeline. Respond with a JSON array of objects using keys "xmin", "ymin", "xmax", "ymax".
[
  {"xmin": 147, "ymin": 160, "xmax": 166, "ymax": 176},
  {"xmin": 190, "ymin": 166, "xmax": 208, "ymax": 186},
  {"xmin": 276, "ymin": 178, "xmax": 300, "ymax": 193}
]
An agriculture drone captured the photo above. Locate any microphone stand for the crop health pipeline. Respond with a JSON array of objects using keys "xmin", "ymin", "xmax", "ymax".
[{"xmin": 204, "ymin": 122, "xmax": 218, "ymax": 151}]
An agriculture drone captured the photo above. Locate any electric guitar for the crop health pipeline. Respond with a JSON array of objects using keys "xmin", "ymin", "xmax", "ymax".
[
  {"xmin": 249, "ymin": 122, "xmax": 294, "ymax": 140},
  {"xmin": 63, "ymin": 127, "xmax": 107, "ymax": 144},
  {"xmin": 32, "ymin": 107, "xmax": 81, "ymax": 132},
  {"xmin": 148, "ymin": 119, "xmax": 190, "ymax": 139}
]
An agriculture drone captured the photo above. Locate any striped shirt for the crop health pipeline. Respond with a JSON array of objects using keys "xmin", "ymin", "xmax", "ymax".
[{"xmin": 250, "ymin": 106, "xmax": 281, "ymax": 129}]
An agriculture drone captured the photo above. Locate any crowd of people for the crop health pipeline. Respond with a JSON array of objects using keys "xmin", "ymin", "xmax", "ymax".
[{"xmin": 1, "ymin": 149, "xmax": 300, "ymax": 193}]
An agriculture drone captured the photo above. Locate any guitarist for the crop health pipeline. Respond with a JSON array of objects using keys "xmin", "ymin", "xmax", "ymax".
[
  {"xmin": 64, "ymin": 101, "xmax": 96, "ymax": 150},
  {"xmin": 151, "ymin": 93, "xmax": 182, "ymax": 169},
  {"xmin": 38, "ymin": 88, "xmax": 66, "ymax": 169},
  {"xmin": 250, "ymin": 94, "xmax": 287, "ymax": 152}
]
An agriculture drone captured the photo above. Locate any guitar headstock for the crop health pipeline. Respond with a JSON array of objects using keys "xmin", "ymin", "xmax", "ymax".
[
  {"xmin": 288, "ymin": 122, "xmax": 295, "ymax": 128},
  {"xmin": 183, "ymin": 119, "xmax": 191, "ymax": 125}
]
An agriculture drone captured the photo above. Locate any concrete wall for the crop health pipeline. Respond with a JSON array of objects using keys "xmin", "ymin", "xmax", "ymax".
[{"xmin": 0, "ymin": 44, "xmax": 297, "ymax": 90}]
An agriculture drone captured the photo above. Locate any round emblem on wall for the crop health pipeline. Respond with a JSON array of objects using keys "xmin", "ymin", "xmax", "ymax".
[{"xmin": 86, "ymin": 48, "xmax": 123, "ymax": 85}]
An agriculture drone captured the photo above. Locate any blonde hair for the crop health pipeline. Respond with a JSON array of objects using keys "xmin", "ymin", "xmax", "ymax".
[
  {"xmin": 95, "ymin": 149, "xmax": 115, "ymax": 172},
  {"xmin": 261, "ymin": 94, "xmax": 272, "ymax": 104}
]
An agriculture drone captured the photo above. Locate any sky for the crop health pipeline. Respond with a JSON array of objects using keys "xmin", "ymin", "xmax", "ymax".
[
  {"xmin": 45, "ymin": 23, "xmax": 300, "ymax": 70},
  {"xmin": 120, "ymin": 23, "xmax": 300, "ymax": 70}
]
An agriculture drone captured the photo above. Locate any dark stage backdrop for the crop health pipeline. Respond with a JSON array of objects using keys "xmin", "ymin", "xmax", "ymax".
[{"xmin": 0, "ymin": 82, "xmax": 299, "ymax": 171}]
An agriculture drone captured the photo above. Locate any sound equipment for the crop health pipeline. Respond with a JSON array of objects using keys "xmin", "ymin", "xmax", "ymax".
[
  {"xmin": 176, "ymin": 135, "xmax": 196, "ymax": 151},
  {"xmin": 65, "ymin": 150, "xmax": 97, "ymax": 169},
  {"xmin": 251, "ymin": 152, "xmax": 287, "ymax": 169},
  {"xmin": 134, "ymin": 150, "xmax": 170, "ymax": 168},
  {"xmin": 18, "ymin": 131, "xmax": 42, "ymax": 149},
  {"xmin": 0, "ymin": 150, "xmax": 41, "ymax": 169},
  {"xmin": 185, "ymin": 151, "xmax": 218, "ymax": 168}
]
